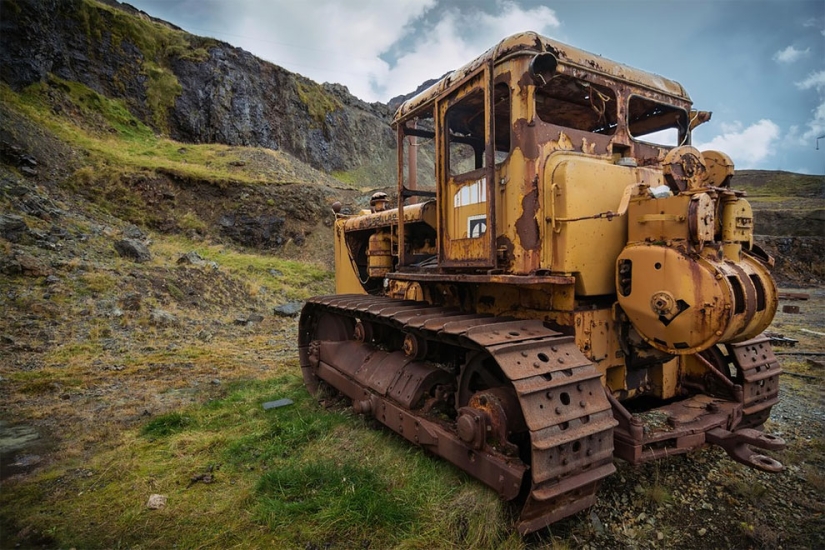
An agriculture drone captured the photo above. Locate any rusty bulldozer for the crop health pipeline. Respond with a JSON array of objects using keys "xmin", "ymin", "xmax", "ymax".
[{"xmin": 298, "ymin": 32, "xmax": 784, "ymax": 534}]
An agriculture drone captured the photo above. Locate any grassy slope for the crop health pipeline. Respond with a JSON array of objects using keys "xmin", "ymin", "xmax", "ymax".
[
  {"xmin": 6, "ymin": 377, "xmax": 516, "ymax": 549},
  {"xmin": 734, "ymin": 170, "xmax": 824, "ymax": 198},
  {"xmin": 0, "ymin": 77, "xmax": 350, "ymax": 189}
]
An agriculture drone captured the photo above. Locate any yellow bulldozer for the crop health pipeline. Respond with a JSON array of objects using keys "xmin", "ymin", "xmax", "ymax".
[{"xmin": 298, "ymin": 32, "xmax": 784, "ymax": 534}]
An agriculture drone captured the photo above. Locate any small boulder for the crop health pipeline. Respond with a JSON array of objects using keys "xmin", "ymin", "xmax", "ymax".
[
  {"xmin": 150, "ymin": 309, "xmax": 177, "ymax": 326},
  {"xmin": 1, "ymin": 250, "xmax": 49, "ymax": 277},
  {"xmin": 114, "ymin": 239, "xmax": 151, "ymax": 263},
  {"xmin": 177, "ymin": 251, "xmax": 205, "ymax": 265},
  {"xmin": 146, "ymin": 494, "xmax": 167, "ymax": 510},
  {"xmin": 0, "ymin": 214, "xmax": 28, "ymax": 243},
  {"xmin": 273, "ymin": 301, "xmax": 303, "ymax": 317},
  {"xmin": 123, "ymin": 225, "xmax": 146, "ymax": 240}
]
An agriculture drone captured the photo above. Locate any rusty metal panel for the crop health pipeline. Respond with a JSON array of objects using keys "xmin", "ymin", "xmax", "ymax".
[
  {"xmin": 405, "ymin": 310, "xmax": 467, "ymax": 329},
  {"xmin": 358, "ymin": 352, "xmax": 409, "ymax": 397},
  {"xmin": 513, "ymin": 374, "xmax": 611, "ymax": 431},
  {"xmin": 390, "ymin": 307, "xmax": 458, "ymax": 324},
  {"xmin": 729, "ymin": 336, "xmax": 782, "ymax": 424},
  {"xmin": 463, "ymin": 320, "xmax": 554, "ymax": 347},
  {"xmin": 361, "ymin": 303, "xmax": 426, "ymax": 319},
  {"xmin": 531, "ymin": 410, "xmax": 616, "ymax": 452},
  {"xmin": 387, "ymin": 361, "xmax": 452, "ymax": 409},
  {"xmin": 421, "ymin": 313, "xmax": 491, "ymax": 331},
  {"xmin": 440, "ymin": 316, "xmax": 517, "ymax": 335},
  {"xmin": 530, "ymin": 460, "xmax": 615, "ymax": 499},
  {"xmin": 362, "ymin": 301, "xmax": 423, "ymax": 315},
  {"xmin": 487, "ymin": 338, "xmax": 589, "ymax": 381},
  {"xmin": 318, "ymin": 340, "xmax": 373, "ymax": 378}
]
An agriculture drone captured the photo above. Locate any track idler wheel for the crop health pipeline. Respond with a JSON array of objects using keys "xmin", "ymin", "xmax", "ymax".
[
  {"xmin": 457, "ymin": 388, "xmax": 525, "ymax": 456},
  {"xmin": 353, "ymin": 320, "xmax": 373, "ymax": 343},
  {"xmin": 402, "ymin": 333, "xmax": 427, "ymax": 359}
]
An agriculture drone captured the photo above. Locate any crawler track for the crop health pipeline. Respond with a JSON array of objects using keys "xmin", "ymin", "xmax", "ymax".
[
  {"xmin": 728, "ymin": 336, "xmax": 782, "ymax": 428},
  {"xmin": 299, "ymin": 294, "xmax": 617, "ymax": 534}
]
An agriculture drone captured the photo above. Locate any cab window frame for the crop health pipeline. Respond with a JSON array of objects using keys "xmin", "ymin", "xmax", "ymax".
[{"xmin": 627, "ymin": 94, "xmax": 689, "ymax": 147}]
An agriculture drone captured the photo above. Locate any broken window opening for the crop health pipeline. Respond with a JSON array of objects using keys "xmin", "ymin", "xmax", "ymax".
[
  {"xmin": 447, "ymin": 84, "xmax": 511, "ymax": 177},
  {"xmin": 402, "ymin": 116, "xmax": 437, "ymax": 193},
  {"xmin": 628, "ymin": 96, "xmax": 688, "ymax": 147},
  {"xmin": 535, "ymin": 75, "xmax": 617, "ymax": 135}
]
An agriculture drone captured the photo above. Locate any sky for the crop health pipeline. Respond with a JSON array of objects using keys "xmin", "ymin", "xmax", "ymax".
[{"xmin": 128, "ymin": 0, "xmax": 825, "ymax": 174}]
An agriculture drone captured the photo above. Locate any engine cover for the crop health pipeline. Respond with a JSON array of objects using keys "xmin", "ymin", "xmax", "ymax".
[{"xmin": 616, "ymin": 244, "xmax": 776, "ymax": 354}]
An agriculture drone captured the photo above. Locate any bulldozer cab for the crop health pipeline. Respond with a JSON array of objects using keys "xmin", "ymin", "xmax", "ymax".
[
  {"xmin": 437, "ymin": 70, "xmax": 511, "ymax": 268},
  {"xmin": 395, "ymin": 61, "xmax": 512, "ymax": 271},
  {"xmin": 393, "ymin": 33, "xmax": 697, "ymax": 277}
]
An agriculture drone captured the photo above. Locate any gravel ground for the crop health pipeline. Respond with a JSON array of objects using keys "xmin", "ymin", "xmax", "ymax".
[{"xmin": 541, "ymin": 288, "xmax": 825, "ymax": 550}]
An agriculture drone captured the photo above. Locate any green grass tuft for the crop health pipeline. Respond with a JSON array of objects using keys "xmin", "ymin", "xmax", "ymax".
[
  {"xmin": 295, "ymin": 79, "xmax": 342, "ymax": 126},
  {"xmin": 141, "ymin": 412, "xmax": 192, "ymax": 437},
  {"xmin": 257, "ymin": 460, "xmax": 415, "ymax": 536}
]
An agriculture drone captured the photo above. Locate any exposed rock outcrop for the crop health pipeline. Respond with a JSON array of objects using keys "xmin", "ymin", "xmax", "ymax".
[{"xmin": 0, "ymin": 0, "xmax": 395, "ymax": 175}]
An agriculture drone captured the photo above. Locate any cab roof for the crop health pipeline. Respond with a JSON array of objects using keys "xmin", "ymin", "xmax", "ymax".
[{"xmin": 393, "ymin": 31, "xmax": 691, "ymax": 125}]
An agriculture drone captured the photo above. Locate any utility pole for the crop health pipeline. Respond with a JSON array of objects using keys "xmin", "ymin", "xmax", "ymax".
[{"xmin": 817, "ymin": 135, "xmax": 825, "ymax": 150}]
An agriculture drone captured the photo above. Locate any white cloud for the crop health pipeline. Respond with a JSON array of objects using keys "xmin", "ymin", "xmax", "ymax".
[
  {"xmin": 694, "ymin": 119, "xmax": 780, "ymax": 168},
  {"xmin": 793, "ymin": 70, "xmax": 825, "ymax": 143},
  {"xmin": 200, "ymin": 0, "xmax": 560, "ymax": 102},
  {"xmin": 374, "ymin": 1, "xmax": 561, "ymax": 100},
  {"xmin": 796, "ymin": 70, "xmax": 825, "ymax": 91},
  {"xmin": 773, "ymin": 45, "xmax": 810, "ymax": 63},
  {"xmin": 206, "ymin": 0, "xmax": 436, "ymax": 101}
]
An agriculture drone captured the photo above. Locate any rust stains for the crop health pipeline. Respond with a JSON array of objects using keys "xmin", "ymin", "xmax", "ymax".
[
  {"xmin": 516, "ymin": 176, "xmax": 541, "ymax": 250},
  {"xmin": 517, "ymin": 70, "xmax": 534, "ymax": 91},
  {"xmin": 513, "ymin": 118, "xmax": 539, "ymax": 160},
  {"xmin": 496, "ymin": 235, "xmax": 515, "ymax": 268}
]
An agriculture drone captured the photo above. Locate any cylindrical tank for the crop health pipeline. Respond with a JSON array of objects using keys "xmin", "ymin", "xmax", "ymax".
[{"xmin": 367, "ymin": 231, "xmax": 393, "ymax": 278}]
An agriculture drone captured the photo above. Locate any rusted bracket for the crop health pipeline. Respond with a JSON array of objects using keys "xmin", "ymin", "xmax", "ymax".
[
  {"xmin": 706, "ymin": 427, "xmax": 785, "ymax": 473},
  {"xmin": 694, "ymin": 352, "xmax": 744, "ymax": 402}
]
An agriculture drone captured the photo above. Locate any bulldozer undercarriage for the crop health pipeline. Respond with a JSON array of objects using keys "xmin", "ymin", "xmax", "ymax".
[{"xmin": 298, "ymin": 295, "xmax": 785, "ymax": 535}]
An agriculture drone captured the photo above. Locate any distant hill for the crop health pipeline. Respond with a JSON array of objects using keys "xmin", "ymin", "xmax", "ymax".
[
  {"xmin": 733, "ymin": 170, "xmax": 825, "ymax": 238},
  {"xmin": 735, "ymin": 170, "xmax": 825, "ymax": 199}
]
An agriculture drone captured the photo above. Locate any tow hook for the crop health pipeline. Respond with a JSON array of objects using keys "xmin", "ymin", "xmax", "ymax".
[{"xmin": 706, "ymin": 427, "xmax": 785, "ymax": 473}]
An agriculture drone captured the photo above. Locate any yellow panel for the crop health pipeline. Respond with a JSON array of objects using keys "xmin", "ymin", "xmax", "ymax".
[
  {"xmin": 543, "ymin": 157, "xmax": 656, "ymax": 295},
  {"xmin": 651, "ymin": 358, "xmax": 679, "ymax": 399},
  {"xmin": 626, "ymin": 194, "xmax": 691, "ymax": 244},
  {"xmin": 334, "ymin": 222, "xmax": 366, "ymax": 295},
  {"xmin": 616, "ymin": 244, "xmax": 731, "ymax": 353}
]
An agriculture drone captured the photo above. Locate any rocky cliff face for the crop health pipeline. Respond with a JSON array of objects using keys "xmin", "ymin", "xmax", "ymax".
[{"xmin": 0, "ymin": 0, "xmax": 395, "ymax": 177}]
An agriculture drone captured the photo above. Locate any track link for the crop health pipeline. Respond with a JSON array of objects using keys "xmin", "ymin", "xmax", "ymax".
[
  {"xmin": 728, "ymin": 336, "xmax": 782, "ymax": 428},
  {"xmin": 299, "ymin": 294, "xmax": 617, "ymax": 534}
]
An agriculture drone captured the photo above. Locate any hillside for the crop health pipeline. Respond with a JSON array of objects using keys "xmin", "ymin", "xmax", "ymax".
[
  {"xmin": 0, "ymin": 0, "xmax": 824, "ymax": 548},
  {"xmin": 1, "ymin": 0, "xmax": 397, "ymax": 185}
]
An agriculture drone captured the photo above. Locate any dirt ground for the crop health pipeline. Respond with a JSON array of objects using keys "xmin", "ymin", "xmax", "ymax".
[{"xmin": 1, "ymin": 281, "xmax": 822, "ymax": 548}]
